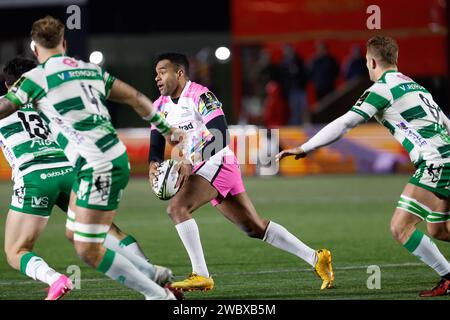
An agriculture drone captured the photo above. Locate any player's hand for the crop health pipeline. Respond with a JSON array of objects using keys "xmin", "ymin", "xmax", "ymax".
[
  {"xmin": 165, "ymin": 128, "xmax": 185, "ymax": 147},
  {"xmin": 275, "ymin": 147, "xmax": 307, "ymax": 162},
  {"xmin": 175, "ymin": 160, "xmax": 192, "ymax": 189},
  {"xmin": 149, "ymin": 161, "xmax": 160, "ymax": 185}
]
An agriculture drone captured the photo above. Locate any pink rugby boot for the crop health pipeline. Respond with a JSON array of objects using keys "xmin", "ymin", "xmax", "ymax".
[{"xmin": 45, "ymin": 275, "xmax": 74, "ymax": 300}]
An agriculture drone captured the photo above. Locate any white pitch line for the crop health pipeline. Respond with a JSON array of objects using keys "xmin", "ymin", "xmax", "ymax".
[
  {"xmin": 0, "ymin": 262, "xmax": 425, "ymax": 286},
  {"xmin": 217, "ymin": 262, "xmax": 424, "ymax": 276}
]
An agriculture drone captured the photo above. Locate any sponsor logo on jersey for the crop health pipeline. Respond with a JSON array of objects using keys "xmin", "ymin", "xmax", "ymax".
[
  {"xmin": 397, "ymin": 74, "xmax": 412, "ymax": 82},
  {"xmin": 398, "ymin": 83, "xmax": 424, "ymax": 92},
  {"xmin": 2, "ymin": 143, "xmax": 15, "ymax": 165},
  {"xmin": 57, "ymin": 69, "xmax": 97, "ymax": 81},
  {"xmin": 355, "ymin": 91, "xmax": 370, "ymax": 106},
  {"xmin": 63, "ymin": 58, "xmax": 79, "ymax": 68},
  {"xmin": 398, "ymin": 122, "xmax": 408, "ymax": 130},
  {"xmin": 53, "ymin": 117, "xmax": 84, "ymax": 144},
  {"xmin": 178, "ymin": 122, "xmax": 194, "ymax": 131},
  {"xmin": 40, "ymin": 168, "xmax": 73, "ymax": 180},
  {"xmin": 396, "ymin": 122, "xmax": 428, "ymax": 147},
  {"xmin": 31, "ymin": 196, "xmax": 49, "ymax": 208}
]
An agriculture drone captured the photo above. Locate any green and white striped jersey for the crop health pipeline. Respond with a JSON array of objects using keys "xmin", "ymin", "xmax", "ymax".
[
  {"xmin": 5, "ymin": 54, "xmax": 126, "ymax": 171},
  {"xmin": 0, "ymin": 96, "xmax": 70, "ymax": 180},
  {"xmin": 351, "ymin": 70, "xmax": 450, "ymax": 167}
]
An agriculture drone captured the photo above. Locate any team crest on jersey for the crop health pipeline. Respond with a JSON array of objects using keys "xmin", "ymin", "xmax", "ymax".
[
  {"xmin": 199, "ymin": 91, "xmax": 222, "ymax": 115},
  {"xmin": 355, "ymin": 91, "xmax": 370, "ymax": 107}
]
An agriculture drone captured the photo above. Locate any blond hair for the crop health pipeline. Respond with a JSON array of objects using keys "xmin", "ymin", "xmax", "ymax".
[{"xmin": 31, "ymin": 16, "xmax": 65, "ymax": 49}]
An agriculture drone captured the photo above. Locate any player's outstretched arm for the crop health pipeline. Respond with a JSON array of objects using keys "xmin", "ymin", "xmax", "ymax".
[
  {"xmin": 276, "ymin": 110, "xmax": 365, "ymax": 161},
  {"xmin": 0, "ymin": 97, "xmax": 19, "ymax": 120},
  {"xmin": 108, "ymin": 78, "xmax": 156, "ymax": 119},
  {"xmin": 108, "ymin": 78, "xmax": 184, "ymax": 146},
  {"xmin": 276, "ymin": 147, "xmax": 306, "ymax": 162}
]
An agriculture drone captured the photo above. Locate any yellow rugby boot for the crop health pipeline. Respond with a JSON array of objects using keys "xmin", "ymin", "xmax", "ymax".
[
  {"xmin": 171, "ymin": 272, "xmax": 214, "ymax": 292},
  {"xmin": 313, "ymin": 249, "xmax": 334, "ymax": 290}
]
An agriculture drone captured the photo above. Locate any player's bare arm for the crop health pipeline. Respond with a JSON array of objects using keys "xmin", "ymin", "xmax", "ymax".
[
  {"xmin": 108, "ymin": 79, "xmax": 184, "ymax": 146},
  {"xmin": 276, "ymin": 110, "xmax": 364, "ymax": 161},
  {"xmin": 0, "ymin": 97, "xmax": 19, "ymax": 120},
  {"xmin": 275, "ymin": 147, "xmax": 306, "ymax": 162},
  {"xmin": 108, "ymin": 78, "xmax": 157, "ymax": 118}
]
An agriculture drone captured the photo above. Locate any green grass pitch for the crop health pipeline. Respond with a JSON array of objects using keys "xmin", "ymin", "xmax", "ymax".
[{"xmin": 0, "ymin": 175, "xmax": 449, "ymax": 300}]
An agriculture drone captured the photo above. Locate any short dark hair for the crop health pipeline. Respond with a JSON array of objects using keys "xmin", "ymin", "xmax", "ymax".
[
  {"xmin": 156, "ymin": 52, "xmax": 189, "ymax": 75},
  {"xmin": 366, "ymin": 36, "xmax": 398, "ymax": 67},
  {"xmin": 3, "ymin": 57, "xmax": 37, "ymax": 86}
]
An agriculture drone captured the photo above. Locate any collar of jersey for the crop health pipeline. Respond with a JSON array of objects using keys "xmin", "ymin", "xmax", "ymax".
[
  {"xmin": 169, "ymin": 80, "xmax": 191, "ymax": 104},
  {"xmin": 40, "ymin": 53, "xmax": 66, "ymax": 67},
  {"xmin": 378, "ymin": 69, "xmax": 398, "ymax": 83}
]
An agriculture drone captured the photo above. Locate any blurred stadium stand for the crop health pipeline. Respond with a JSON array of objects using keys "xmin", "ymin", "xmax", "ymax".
[{"xmin": 0, "ymin": 0, "xmax": 447, "ymax": 179}]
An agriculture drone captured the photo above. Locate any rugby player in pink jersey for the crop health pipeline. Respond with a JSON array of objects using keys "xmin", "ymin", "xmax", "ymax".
[{"xmin": 149, "ymin": 53, "xmax": 334, "ymax": 292}]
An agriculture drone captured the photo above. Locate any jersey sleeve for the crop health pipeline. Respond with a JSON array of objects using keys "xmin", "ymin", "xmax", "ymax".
[
  {"xmin": 350, "ymin": 82, "xmax": 392, "ymax": 122},
  {"xmin": 100, "ymin": 67, "xmax": 116, "ymax": 98},
  {"xmin": 197, "ymin": 91, "xmax": 224, "ymax": 124},
  {"xmin": 4, "ymin": 68, "xmax": 46, "ymax": 107}
]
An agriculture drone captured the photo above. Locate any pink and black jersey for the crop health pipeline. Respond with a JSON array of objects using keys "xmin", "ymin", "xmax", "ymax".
[{"xmin": 152, "ymin": 81, "xmax": 231, "ymax": 164}]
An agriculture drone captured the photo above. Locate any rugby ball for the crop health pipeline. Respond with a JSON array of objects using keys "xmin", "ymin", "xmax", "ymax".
[{"xmin": 152, "ymin": 159, "xmax": 180, "ymax": 200}]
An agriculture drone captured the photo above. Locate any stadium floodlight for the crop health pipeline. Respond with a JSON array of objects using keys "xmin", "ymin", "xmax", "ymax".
[
  {"xmin": 89, "ymin": 51, "xmax": 104, "ymax": 65},
  {"xmin": 215, "ymin": 46, "xmax": 231, "ymax": 61}
]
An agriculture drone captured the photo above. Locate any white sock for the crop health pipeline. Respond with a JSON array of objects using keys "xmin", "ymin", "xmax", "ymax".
[
  {"xmin": 124, "ymin": 242, "xmax": 148, "ymax": 260},
  {"xmin": 118, "ymin": 235, "xmax": 149, "ymax": 260},
  {"xmin": 263, "ymin": 221, "xmax": 317, "ymax": 267},
  {"xmin": 175, "ymin": 219, "xmax": 209, "ymax": 277},
  {"xmin": 21, "ymin": 252, "xmax": 61, "ymax": 286},
  {"xmin": 103, "ymin": 234, "xmax": 156, "ymax": 279},
  {"xmin": 404, "ymin": 229, "xmax": 450, "ymax": 276},
  {"xmin": 98, "ymin": 249, "xmax": 167, "ymax": 299}
]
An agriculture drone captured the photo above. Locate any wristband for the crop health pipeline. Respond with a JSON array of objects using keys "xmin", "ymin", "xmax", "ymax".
[{"xmin": 144, "ymin": 111, "xmax": 170, "ymax": 135}]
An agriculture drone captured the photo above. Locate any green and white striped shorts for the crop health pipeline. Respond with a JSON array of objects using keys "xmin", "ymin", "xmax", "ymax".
[{"xmin": 409, "ymin": 162, "xmax": 450, "ymax": 198}]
